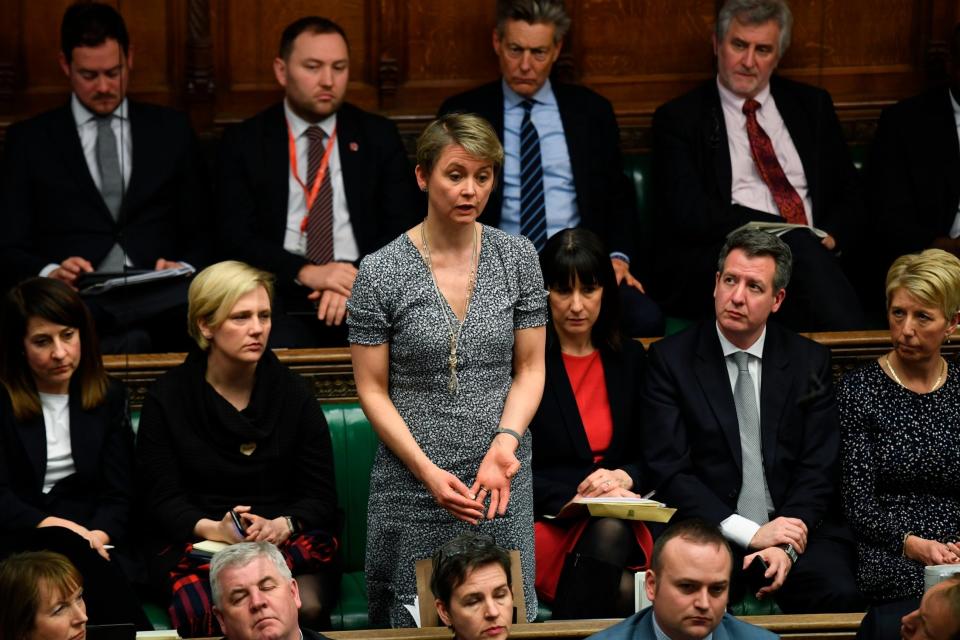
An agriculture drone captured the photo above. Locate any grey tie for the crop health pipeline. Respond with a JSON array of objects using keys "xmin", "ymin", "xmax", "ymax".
[
  {"xmin": 732, "ymin": 351, "xmax": 769, "ymax": 524},
  {"xmin": 95, "ymin": 116, "xmax": 125, "ymax": 270}
]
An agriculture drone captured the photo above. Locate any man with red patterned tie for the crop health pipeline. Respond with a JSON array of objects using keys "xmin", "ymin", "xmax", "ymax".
[
  {"xmin": 650, "ymin": 0, "xmax": 866, "ymax": 332},
  {"xmin": 217, "ymin": 17, "xmax": 420, "ymax": 347}
]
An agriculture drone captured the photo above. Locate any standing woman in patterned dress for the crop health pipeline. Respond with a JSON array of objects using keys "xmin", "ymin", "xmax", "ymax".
[
  {"xmin": 839, "ymin": 248, "xmax": 960, "ymax": 605},
  {"xmin": 348, "ymin": 113, "xmax": 547, "ymax": 626}
]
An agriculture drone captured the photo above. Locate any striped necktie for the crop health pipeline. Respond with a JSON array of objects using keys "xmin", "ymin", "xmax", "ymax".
[
  {"xmin": 305, "ymin": 125, "xmax": 335, "ymax": 264},
  {"xmin": 519, "ymin": 100, "xmax": 547, "ymax": 251}
]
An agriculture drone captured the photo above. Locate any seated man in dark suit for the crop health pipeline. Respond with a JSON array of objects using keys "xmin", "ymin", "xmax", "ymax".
[
  {"xmin": 439, "ymin": 0, "xmax": 662, "ymax": 337},
  {"xmin": 587, "ymin": 520, "xmax": 776, "ymax": 640},
  {"xmin": 0, "ymin": 2, "xmax": 210, "ymax": 352},
  {"xmin": 864, "ymin": 25, "xmax": 960, "ymax": 309},
  {"xmin": 641, "ymin": 228, "xmax": 863, "ymax": 613},
  {"xmin": 217, "ymin": 16, "xmax": 420, "ymax": 348},
  {"xmin": 211, "ymin": 542, "xmax": 333, "ymax": 640},
  {"xmin": 651, "ymin": 0, "xmax": 865, "ymax": 331}
]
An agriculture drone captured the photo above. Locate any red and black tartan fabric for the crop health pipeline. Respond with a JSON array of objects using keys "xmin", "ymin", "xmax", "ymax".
[{"xmin": 167, "ymin": 530, "xmax": 338, "ymax": 637}]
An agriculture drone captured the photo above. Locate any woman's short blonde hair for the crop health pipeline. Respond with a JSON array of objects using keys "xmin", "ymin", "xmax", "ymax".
[
  {"xmin": 885, "ymin": 249, "xmax": 960, "ymax": 319},
  {"xmin": 416, "ymin": 113, "xmax": 504, "ymax": 178},
  {"xmin": 188, "ymin": 261, "xmax": 275, "ymax": 350}
]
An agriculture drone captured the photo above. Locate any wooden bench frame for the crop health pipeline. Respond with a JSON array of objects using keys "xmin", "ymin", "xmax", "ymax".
[{"xmin": 106, "ymin": 330, "xmax": 960, "ymax": 410}]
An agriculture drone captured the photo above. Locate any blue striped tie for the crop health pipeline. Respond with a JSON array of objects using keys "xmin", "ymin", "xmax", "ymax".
[{"xmin": 519, "ymin": 100, "xmax": 547, "ymax": 251}]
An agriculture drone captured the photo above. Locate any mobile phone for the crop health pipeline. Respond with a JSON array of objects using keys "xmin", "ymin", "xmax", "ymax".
[
  {"xmin": 744, "ymin": 555, "xmax": 773, "ymax": 592},
  {"xmin": 230, "ymin": 509, "xmax": 246, "ymax": 536}
]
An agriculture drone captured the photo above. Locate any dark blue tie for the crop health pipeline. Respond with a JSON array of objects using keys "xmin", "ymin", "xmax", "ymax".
[{"xmin": 519, "ymin": 100, "xmax": 547, "ymax": 251}]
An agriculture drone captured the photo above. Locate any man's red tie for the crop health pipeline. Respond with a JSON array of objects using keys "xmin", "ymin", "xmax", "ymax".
[{"xmin": 742, "ymin": 99, "xmax": 807, "ymax": 226}]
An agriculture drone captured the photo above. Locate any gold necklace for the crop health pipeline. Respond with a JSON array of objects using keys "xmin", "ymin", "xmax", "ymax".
[
  {"xmin": 884, "ymin": 354, "xmax": 945, "ymax": 393},
  {"xmin": 420, "ymin": 221, "xmax": 478, "ymax": 395}
]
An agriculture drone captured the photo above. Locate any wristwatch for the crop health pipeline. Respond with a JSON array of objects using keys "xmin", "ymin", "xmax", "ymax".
[
  {"xmin": 284, "ymin": 516, "xmax": 297, "ymax": 535},
  {"xmin": 779, "ymin": 543, "xmax": 799, "ymax": 565}
]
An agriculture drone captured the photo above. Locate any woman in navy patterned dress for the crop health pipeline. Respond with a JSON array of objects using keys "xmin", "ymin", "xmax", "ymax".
[
  {"xmin": 348, "ymin": 114, "xmax": 547, "ymax": 626},
  {"xmin": 839, "ymin": 249, "xmax": 960, "ymax": 602}
]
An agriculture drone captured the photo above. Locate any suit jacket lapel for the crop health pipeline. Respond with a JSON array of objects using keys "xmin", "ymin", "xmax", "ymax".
[
  {"xmin": 707, "ymin": 84, "xmax": 733, "ymax": 199},
  {"xmin": 693, "ymin": 323, "xmax": 742, "ymax": 468},
  {"xmin": 335, "ymin": 105, "xmax": 369, "ymax": 249},
  {"xmin": 68, "ymin": 397, "xmax": 101, "ymax": 477},
  {"xmin": 15, "ymin": 415, "xmax": 46, "ymax": 493},
  {"xmin": 125, "ymin": 102, "xmax": 153, "ymax": 220},
  {"xmin": 52, "ymin": 105, "xmax": 112, "ymax": 223},
  {"xmin": 759, "ymin": 324, "xmax": 790, "ymax": 470},
  {"xmin": 266, "ymin": 104, "xmax": 291, "ymax": 244},
  {"xmin": 771, "ymin": 78, "xmax": 818, "ymax": 207},
  {"xmin": 545, "ymin": 344, "xmax": 594, "ymax": 462},
  {"xmin": 938, "ymin": 88, "xmax": 960, "ymax": 226},
  {"xmin": 601, "ymin": 348, "xmax": 631, "ymax": 456}
]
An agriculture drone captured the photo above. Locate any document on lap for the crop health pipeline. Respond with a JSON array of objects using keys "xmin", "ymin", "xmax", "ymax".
[
  {"xmin": 738, "ymin": 220, "xmax": 828, "ymax": 239},
  {"xmin": 545, "ymin": 497, "xmax": 677, "ymax": 522},
  {"xmin": 77, "ymin": 265, "xmax": 194, "ymax": 294}
]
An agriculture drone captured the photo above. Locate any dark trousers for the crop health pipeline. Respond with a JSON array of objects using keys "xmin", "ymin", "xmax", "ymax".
[
  {"xmin": 620, "ymin": 283, "xmax": 665, "ymax": 338},
  {"xmin": 857, "ymin": 598, "xmax": 918, "ymax": 640},
  {"xmin": 268, "ymin": 290, "xmax": 349, "ymax": 349},
  {"xmin": 730, "ymin": 531, "xmax": 866, "ymax": 613}
]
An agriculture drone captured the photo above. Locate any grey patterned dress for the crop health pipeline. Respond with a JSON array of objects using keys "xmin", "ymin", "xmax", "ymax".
[{"xmin": 347, "ymin": 225, "xmax": 547, "ymax": 627}]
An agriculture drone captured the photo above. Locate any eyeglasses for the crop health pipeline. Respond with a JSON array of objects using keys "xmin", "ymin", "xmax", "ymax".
[{"xmin": 504, "ymin": 44, "xmax": 553, "ymax": 62}]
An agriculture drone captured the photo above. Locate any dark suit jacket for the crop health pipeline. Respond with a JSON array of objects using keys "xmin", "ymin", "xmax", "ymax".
[
  {"xmin": 868, "ymin": 86, "xmax": 960, "ymax": 257},
  {"xmin": 438, "ymin": 81, "xmax": 638, "ymax": 258},
  {"xmin": 650, "ymin": 77, "xmax": 863, "ymax": 311},
  {"xmin": 640, "ymin": 320, "xmax": 841, "ymax": 531},
  {"xmin": 0, "ymin": 380, "xmax": 135, "ymax": 544},
  {"xmin": 216, "ymin": 101, "xmax": 420, "ymax": 293},
  {"xmin": 587, "ymin": 607, "xmax": 777, "ymax": 640},
  {"xmin": 531, "ymin": 338, "xmax": 646, "ymax": 517},
  {"xmin": 0, "ymin": 100, "xmax": 210, "ymax": 287}
]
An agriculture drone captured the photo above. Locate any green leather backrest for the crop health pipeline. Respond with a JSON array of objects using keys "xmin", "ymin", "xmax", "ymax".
[{"xmin": 323, "ymin": 402, "xmax": 378, "ymax": 574}]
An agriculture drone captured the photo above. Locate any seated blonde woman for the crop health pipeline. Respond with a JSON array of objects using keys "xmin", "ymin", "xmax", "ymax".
[
  {"xmin": 136, "ymin": 261, "xmax": 340, "ymax": 637},
  {"xmin": 840, "ymin": 249, "xmax": 960, "ymax": 603}
]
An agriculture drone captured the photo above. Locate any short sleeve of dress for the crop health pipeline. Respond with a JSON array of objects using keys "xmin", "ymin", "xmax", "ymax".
[
  {"xmin": 347, "ymin": 252, "xmax": 391, "ymax": 345},
  {"xmin": 512, "ymin": 235, "xmax": 548, "ymax": 330}
]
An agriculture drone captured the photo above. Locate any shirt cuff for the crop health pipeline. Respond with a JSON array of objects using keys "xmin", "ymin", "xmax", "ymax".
[
  {"xmin": 720, "ymin": 513, "xmax": 762, "ymax": 549},
  {"xmin": 40, "ymin": 263, "xmax": 59, "ymax": 277},
  {"xmin": 610, "ymin": 252, "xmax": 631, "ymax": 264}
]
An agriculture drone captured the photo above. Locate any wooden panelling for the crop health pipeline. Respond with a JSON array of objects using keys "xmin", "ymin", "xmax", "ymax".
[{"xmin": 1, "ymin": 0, "xmax": 959, "ymax": 142}]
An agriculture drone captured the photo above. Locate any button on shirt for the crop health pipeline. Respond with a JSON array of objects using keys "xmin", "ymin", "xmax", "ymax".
[
  {"xmin": 718, "ymin": 78, "xmax": 815, "ymax": 227},
  {"xmin": 501, "ymin": 79, "xmax": 578, "ymax": 239},
  {"xmin": 282, "ymin": 100, "xmax": 359, "ymax": 264},
  {"xmin": 716, "ymin": 323, "xmax": 775, "ymax": 548}
]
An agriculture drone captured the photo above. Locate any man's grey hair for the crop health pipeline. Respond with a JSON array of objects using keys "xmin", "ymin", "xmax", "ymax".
[
  {"xmin": 717, "ymin": 228, "xmax": 793, "ymax": 292},
  {"xmin": 496, "ymin": 0, "xmax": 571, "ymax": 43},
  {"xmin": 716, "ymin": 0, "xmax": 793, "ymax": 56},
  {"xmin": 209, "ymin": 542, "xmax": 292, "ymax": 608}
]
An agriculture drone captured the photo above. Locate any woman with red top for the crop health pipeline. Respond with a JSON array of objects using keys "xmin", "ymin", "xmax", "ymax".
[{"xmin": 531, "ymin": 228, "xmax": 652, "ymax": 619}]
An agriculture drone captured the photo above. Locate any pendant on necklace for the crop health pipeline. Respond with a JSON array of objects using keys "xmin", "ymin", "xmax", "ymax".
[
  {"xmin": 448, "ymin": 334, "xmax": 459, "ymax": 395},
  {"xmin": 239, "ymin": 442, "xmax": 257, "ymax": 456}
]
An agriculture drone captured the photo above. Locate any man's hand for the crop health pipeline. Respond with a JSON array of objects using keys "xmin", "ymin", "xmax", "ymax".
[
  {"xmin": 611, "ymin": 257, "xmax": 645, "ymax": 293},
  {"xmin": 297, "ymin": 262, "xmax": 358, "ymax": 297},
  {"xmin": 50, "ymin": 256, "xmax": 94, "ymax": 287},
  {"xmin": 743, "ymin": 547, "xmax": 793, "ymax": 598},
  {"xmin": 154, "ymin": 258, "xmax": 185, "ymax": 270},
  {"xmin": 820, "ymin": 234, "xmax": 837, "ymax": 251},
  {"xmin": 307, "ymin": 289, "xmax": 349, "ymax": 326},
  {"xmin": 748, "ymin": 516, "xmax": 808, "ymax": 553}
]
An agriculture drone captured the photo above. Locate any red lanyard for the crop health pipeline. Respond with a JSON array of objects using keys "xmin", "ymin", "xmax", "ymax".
[{"xmin": 287, "ymin": 121, "xmax": 337, "ymax": 233}]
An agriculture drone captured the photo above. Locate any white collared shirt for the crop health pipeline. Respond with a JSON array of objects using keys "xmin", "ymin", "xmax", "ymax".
[
  {"xmin": 715, "ymin": 323, "xmax": 775, "ymax": 548},
  {"xmin": 282, "ymin": 100, "xmax": 359, "ymax": 265},
  {"xmin": 948, "ymin": 90, "xmax": 960, "ymax": 239},
  {"xmin": 718, "ymin": 78, "xmax": 814, "ymax": 226}
]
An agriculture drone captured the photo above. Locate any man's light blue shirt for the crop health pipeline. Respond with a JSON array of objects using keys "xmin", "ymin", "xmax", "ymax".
[{"xmin": 501, "ymin": 79, "xmax": 578, "ymax": 238}]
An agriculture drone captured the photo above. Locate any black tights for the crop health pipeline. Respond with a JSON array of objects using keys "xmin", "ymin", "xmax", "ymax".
[
  {"xmin": 552, "ymin": 518, "xmax": 644, "ymax": 619},
  {"xmin": 295, "ymin": 566, "xmax": 340, "ymax": 631}
]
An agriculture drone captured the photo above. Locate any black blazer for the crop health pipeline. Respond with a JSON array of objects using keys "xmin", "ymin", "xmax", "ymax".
[
  {"xmin": 0, "ymin": 100, "xmax": 211, "ymax": 287},
  {"xmin": 438, "ymin": 81, "xmax": 638, "ymax": 258},
  {"xmin": 650, "ymin": 77, "xmax": 863, "ymax": 310},
  {"xmin": 216, "ymin": 101, "xmax": 420, "ymax": 291},
  {"xmin": 868, "ymin": 86, "xmax": 960, "ymax": 257},
  {"xmin": 530, "ymin": 339, "xmax": 646, "ymax": 518},
  {"xmin": 0, "ymin": 380, "xmax": 135, "ymax": 544},
  {"xmin": 640, "ymin": 320, "xmax": 841, "ymax": 531}
]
